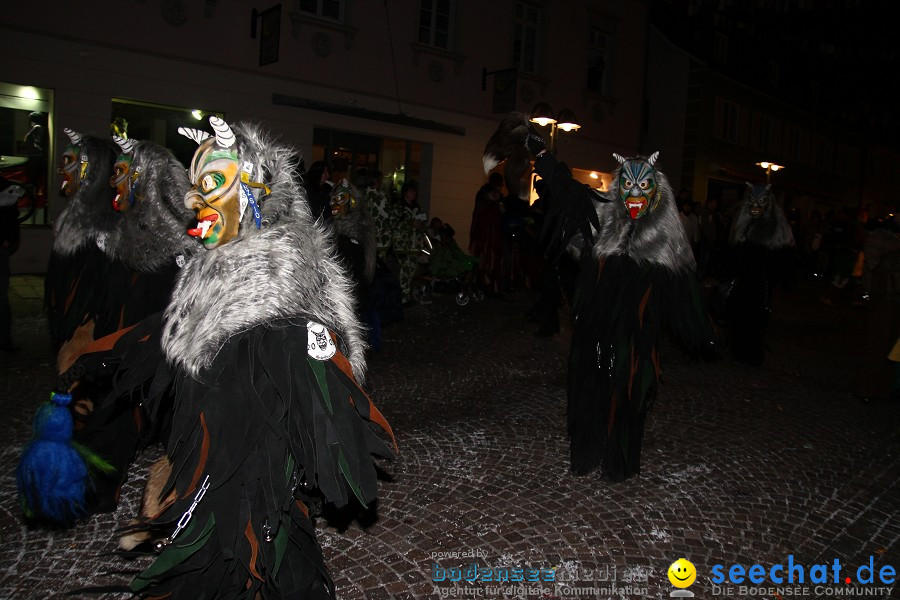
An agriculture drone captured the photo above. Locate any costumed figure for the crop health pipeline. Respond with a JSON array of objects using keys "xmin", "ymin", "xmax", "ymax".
[
  {"xmin": 120, "ymin": 118, "xmax": 395, "ymax": 598},
  {"xmin": 45, "ymin": 128, "xmax": 122, "ymax": 361},
  {"xmin": 367, "ymin": 175, "xmax": 405, "ymax": 328},
  {"xmin": 393, "ymin": 181, "xmax": 427, "ymax": 304},
  {"xmin": 854, "ymin": 207, "xmax": 900, "ymax": 400},
  {"xmin": 330, "ymin": 178, "xmax": 377, "ymax": 297},
  {"xmin": 484, "ymin": 112, "xmax": 718, "ymax": 482},
  {"xmin": 20, "ymin": 129, "xmax": 126, "ymax": 526},
  {"xmin": 724, "ymin": 183, "xmax": 794, "ymax": 365},
  {"xmin": 330, "ymin": 178, "xmax": 380, "ymax": 348},
  {"xmin": 368, "ymin": 176, "xmax": 395, "ymax": 262},
  {"xmin": 469, "ymin": 174, "xmax": 506, "ymax": 296},
  {"xmin": 17, "ymin": 135, "xmax": 198, "ymax": 526}
]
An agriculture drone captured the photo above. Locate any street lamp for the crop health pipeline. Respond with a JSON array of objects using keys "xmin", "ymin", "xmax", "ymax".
[
  {"xmin": 529, "ymin": 103, "xmax": 581, "ymax": 153},
  {"xmin": 755, "ymin": 161, "xmax": 784, "ymax": 184}
]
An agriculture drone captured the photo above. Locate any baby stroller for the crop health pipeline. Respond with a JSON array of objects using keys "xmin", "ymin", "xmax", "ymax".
[{"xmin": 412, "ymin": 227, "xmax": 484, "ymax": 306}]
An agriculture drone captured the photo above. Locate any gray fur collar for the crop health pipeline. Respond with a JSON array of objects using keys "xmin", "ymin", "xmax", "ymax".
[
  {"xmin": 161, "ymin": 122, "xmax": 367, "ymax": 383},
  {"xmin": 112, "ymin": 141, "xmax": 201, "ymax": 272},
  {"xmin": 730, "ymin": 202, "xmax": 795, "ymax": 248},
  {"xmin": 589, "ymin": 169, "xmax": 695, "ymax": 273},
  {"xmin": 52, "ymin": 136, "xmax": 120, "ymax": 256}
]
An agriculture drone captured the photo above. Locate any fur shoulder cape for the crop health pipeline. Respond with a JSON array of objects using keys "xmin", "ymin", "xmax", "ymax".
[
  {"xmin": 52, "ymin": 135, "xmax": 120, "ymax": 256},
  {"xmin": 161, "ymin": 123, "xmax": 368, "ymax": 383},
  {"xmin": 590, "ymin": 166, "xmax": 695, "ymax": 274}
]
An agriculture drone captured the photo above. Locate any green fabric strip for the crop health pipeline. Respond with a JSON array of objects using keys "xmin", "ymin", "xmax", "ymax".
[
  {"xmin": 307, "ymin": 356, "xmax": 333, "ymax": 414},
  {"xmin": 131, "ymin": 513, "xmax": 216, "ymax": 592}
]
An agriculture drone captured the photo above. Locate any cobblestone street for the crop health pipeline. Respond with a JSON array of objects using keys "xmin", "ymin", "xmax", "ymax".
[{"xmin": 1, "ymin": 275, "xmax": 898, "ymax": 599}]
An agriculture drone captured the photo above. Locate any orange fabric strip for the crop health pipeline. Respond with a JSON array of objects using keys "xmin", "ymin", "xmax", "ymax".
[
  {"xmin": 330, "ymin": 348, "xmax": 356, "ymax": 381},
  {"xmin": 63, "ymin": 272, "xmax": 81, "ymax": 313},
  {"xmin": 638, "ymin": 283, "xmax": 652, "ymax": 329},
  {"xmin": 367, "ymin": 397, "xmax": 398, "ymax": 451},
  {"xmin": 244, "ymin": 519, "xmax": 263, "ymax": 581},
  {"xmin": 73, "ymin": 323, "xmax": 138, "ymax": 357},
  {"xmin": 185, "ymin": 412, "xmax": 210, "ymax": 495}
]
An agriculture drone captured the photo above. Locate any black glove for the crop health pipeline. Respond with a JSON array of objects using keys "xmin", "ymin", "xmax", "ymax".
[{"xmin": 526, "ymin": 132, "xmax": 547, "ymax": 157}]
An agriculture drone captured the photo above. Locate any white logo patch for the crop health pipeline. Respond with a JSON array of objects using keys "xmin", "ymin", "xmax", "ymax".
[{"xmin": 306, "ymin": 321, "xmax": 336, "ymax": 361}]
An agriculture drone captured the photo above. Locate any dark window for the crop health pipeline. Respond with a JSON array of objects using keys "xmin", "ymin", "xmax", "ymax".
[
  {"xmin": 587, "ymin": 27, "xmax": 609, "ymax": 94},
  {"xmin": 418, "ymin": 0, "xmax": 454, "ymax": 50},
  {"xmin": 298, "ymin": 0, "xmax": 342, "ymax": 21},
  {"xmin": 723, "ymin": 101, "xmax": 740, "ymax": 143},
  {"xmin": 513, "ymin": 2, "xmax": 540, "ymax": 74},
  {"xmin": 714, "ymin": 33, "xmax": 728, "ymax": 64}
]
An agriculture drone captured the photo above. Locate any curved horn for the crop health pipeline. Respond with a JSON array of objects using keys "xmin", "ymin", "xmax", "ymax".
[
  {"xmin": 209, "ymin": 116, "xmax": 235, "ymax": 148},
  {"xmin": 113, "ymin": 136, "xmax": 136, "ymax": 155},
  {"xmin": 64, "ymin": 128, "xmax": 83, "ymax": 147},
  {"xmin": 612, "ymin": 153, "xmax": 626, "ymax": 165},
  {"xmin": 647, "ymin": 151, "xmax": 659, "ymax": 166},
  {"xmin": 178, "ymin": 127, "xmax": 211, "ymax": 146}
]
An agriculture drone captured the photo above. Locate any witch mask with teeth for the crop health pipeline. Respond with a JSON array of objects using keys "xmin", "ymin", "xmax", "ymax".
[
  {"xmin": 614, "ymin": 151, "xmax": 660, "ymax": 220},
  {"xmin": 178, "ymin": 117, "xmax": 243, "ymax": 249}
]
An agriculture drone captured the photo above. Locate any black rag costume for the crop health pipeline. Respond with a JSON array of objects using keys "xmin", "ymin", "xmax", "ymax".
[
  {"xmin": 724, "ymin": 183, "xmax": 794, "ymax": 365},
  {"xmin": 17, "ymin": 135, "xmax": 197, "ymax": 525},
  {"xmin": 125, "ymin": 119, "xmax": 395, "ymax": 598},
  {"xmin": 44, "ymin": 130, "xmax": 124, "ymax": 355},
  {"xmin": 484, "ymin": 113, "xmax": 717, "ymax": 481}
]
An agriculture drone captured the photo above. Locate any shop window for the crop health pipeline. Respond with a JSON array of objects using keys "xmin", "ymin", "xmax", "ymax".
[
  {"xmin": 0, "ymin": 82, "xmax": 53, "ymax": 226},
  {"xmin": 310, "ymin": 128, "xmax": 432, "ymax": 216},
  {"xmin": 111, "ymin": 99, "xmax": 222, "ymax": 169}
]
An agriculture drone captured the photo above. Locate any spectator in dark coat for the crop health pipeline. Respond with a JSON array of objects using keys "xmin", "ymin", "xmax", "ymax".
[{"xmin": 303, "ymin": 161, "xmax": 334, "ymax": 224}]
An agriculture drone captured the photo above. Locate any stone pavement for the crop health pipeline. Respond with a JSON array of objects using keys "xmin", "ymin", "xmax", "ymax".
[{"xmin": 0, "ymin": 275, "xmax": 898, "ymax": 599}]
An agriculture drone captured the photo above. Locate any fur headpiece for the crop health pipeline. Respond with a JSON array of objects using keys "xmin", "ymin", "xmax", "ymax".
[
  {"xmin": 587, "ymin": 154, "xmax": 695, "ymax": 273},
  {"xmin": 52, "ymin": 133, "xmax": 120, "ymax": 256},
  {"xmin": 730, "ymin": 182, "xmax": 795, "ymax": 248},
  {"xmin": 162, "ymin": 120, "xmax": 368, "ymax": 382},
  {"xmin": 481, "ymin": 111, "xmax": 537, "ymax": 200},
  {"xmin": 110, "ymin": 138, "xmax": 201, "ymax": 272}
]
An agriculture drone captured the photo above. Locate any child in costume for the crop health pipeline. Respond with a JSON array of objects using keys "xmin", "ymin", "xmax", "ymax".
[
  {"xmin": 125, "ymin": 118, "xmax": 395, "ymax": 598},
  {"xmin": 485, "ymin": 113, "xmax": 718, "ymax": 482}
]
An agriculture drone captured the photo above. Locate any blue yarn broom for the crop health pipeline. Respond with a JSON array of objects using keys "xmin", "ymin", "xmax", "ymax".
[{"xmin": 16, "ymin": 391, "xmax": 114, "ymax": 526}]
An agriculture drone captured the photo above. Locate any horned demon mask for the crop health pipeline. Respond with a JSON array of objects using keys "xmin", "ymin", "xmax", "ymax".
[
  {"xmin": 110, "ymin": 136, "xmax": 138, "ymax": 212},
  {"xmin": 329, "ymin": 179, "xmax": 357, "ymax": 219},
  {"xmin": 59, "ymin": 128, "xmax": 88, "ymax": 198},
  {"xmin": 744, "ymin": 182, "xmax": 773, "ymax": 219},
  {"xmin": 614, "ymin": 151, "xmax": 660, "ymax": 220},
  {"xmin": 178, "ymin": 117, "xmax": 269, "ymax": 249}
]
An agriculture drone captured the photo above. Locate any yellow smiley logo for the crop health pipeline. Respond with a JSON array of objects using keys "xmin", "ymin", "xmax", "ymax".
[{"xmin": 667, "ymin": 558, "xmax": 696, "ymax": 588}]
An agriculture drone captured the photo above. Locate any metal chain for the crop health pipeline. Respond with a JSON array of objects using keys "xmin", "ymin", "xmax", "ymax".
[{"xmin": 170, "ymin": 475, "xmax": 210, "ymax": 542}]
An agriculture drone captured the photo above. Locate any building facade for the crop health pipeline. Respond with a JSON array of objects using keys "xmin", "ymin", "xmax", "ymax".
[
  {"xmin": 645, "ymin": 2, "xmax": 900, "ymax": 221},
  {"xmin": 1, "ymin": 0, "xmax": 650, "ymax": 273}
]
